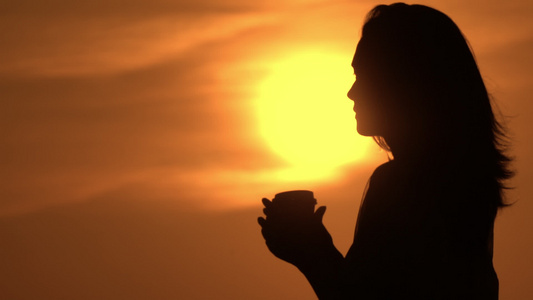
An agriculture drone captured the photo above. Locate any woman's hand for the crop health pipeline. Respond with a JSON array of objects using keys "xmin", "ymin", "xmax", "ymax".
[{"xmin": 258, "ymin": 198, "xmax": 335, "ymax": 267}]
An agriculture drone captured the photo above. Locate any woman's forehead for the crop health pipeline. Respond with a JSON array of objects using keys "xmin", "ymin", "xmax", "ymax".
[{"xmin": 352, "ymin": 38, "xmax": 377, "ymax": 73}]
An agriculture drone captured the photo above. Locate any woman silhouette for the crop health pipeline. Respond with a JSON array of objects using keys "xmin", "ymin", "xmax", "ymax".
[{"xmin": 258, "ymin": 3, "xmax": 513, "ymax": 300}]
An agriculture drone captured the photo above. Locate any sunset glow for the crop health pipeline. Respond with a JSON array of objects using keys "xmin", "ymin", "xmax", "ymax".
[{"xmin": 255, "ymin": 51, "xmax": 372, "ymax": 181}]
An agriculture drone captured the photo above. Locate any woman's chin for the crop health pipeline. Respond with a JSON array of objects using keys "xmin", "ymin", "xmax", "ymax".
[{"xmin": 356, "ymin": 125, "xmax": 376, "ymax": 137}]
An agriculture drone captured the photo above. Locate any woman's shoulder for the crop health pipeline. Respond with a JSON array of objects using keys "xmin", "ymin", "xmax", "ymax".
[
  {"xmin": 368, "ymin": 160, "xmax": 418, "ymax": 193},
  {"xmin": 366, "ymin": 161, "xmax": 399, "ymax": 192},
  {"xmin": 370, "ymin": 161, "xmax": 396, "ymax": 181}
]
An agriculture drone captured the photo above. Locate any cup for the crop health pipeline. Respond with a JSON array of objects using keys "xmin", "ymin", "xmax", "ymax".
[{"xmin": 269, "ymin": 190, "xmax": 317, "ymax": 223}]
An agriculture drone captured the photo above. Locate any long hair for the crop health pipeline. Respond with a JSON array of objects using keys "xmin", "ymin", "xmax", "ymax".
[{"xmin": 360, "ymin": 3, "xmax": 513, "ymax": 207}]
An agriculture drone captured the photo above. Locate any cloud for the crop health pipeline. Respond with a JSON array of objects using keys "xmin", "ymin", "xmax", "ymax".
[
  {"xmin": 0, "ymin": 29, "xmax": 284, "ymax": 214},
  {"xmin": 2, "ymin": 0, "xmax": 368, "ymax": 214},
  {"xmin": 0, "ymin": 0, "xmax": 282, "ymax": 77}
]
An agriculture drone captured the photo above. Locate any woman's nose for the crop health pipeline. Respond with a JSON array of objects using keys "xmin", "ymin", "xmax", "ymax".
[{"xmin": 347, "ymin": 82, "xmax": 357, "ymax": 101}]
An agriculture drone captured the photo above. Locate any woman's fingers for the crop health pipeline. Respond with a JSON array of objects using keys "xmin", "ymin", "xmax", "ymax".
[
  {"xmin": 258, "ymin": 218, "xmax": 276, "ymax": 241},
  {"xmin": 262, "ymin": 198, "xmax": 272, "ymax": 207},
  {"xmin": 258, "ymin": 217, "xmax": 266, "ymax": 227},
  {"xmin": 262, "ymin": 198, "xmax": 273, "ymax": 216}
]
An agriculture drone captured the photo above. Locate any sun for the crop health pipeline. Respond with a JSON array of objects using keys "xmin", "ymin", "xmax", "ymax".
[{"xmin": 255, "ymin": 50, "xmax": 372, "ymax": 181}]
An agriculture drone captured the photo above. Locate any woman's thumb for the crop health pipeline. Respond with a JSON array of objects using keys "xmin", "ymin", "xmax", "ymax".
[{"xmin": 314, "ymin": 206, "xmax": 327, "ymax": 222}]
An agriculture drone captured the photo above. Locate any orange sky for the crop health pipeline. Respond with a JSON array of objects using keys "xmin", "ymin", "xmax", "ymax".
[{"xmin": 1, "ymin": 0, "xmax": 532, "ymax": 299}]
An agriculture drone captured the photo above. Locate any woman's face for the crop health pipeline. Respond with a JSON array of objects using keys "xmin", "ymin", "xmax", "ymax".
[{"xmin": 347, "ymin": 39, "xmax": 394, "ymax": 137}]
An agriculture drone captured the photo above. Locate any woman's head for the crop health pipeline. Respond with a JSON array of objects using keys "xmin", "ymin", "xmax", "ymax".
[
  {"xmin": 348, "ymin": 3, "xmax": 513, "ymax": 206},
  {"xmin": 348, "ymin": 3, "xmax": 490, "ymax": 147}
]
